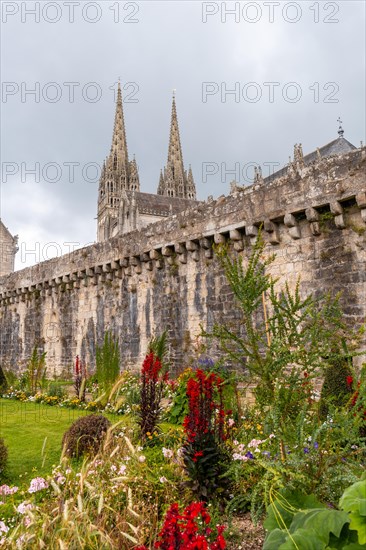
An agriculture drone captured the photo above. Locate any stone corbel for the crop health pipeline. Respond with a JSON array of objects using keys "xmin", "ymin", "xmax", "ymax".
[
  {"xmin": 305, "ymin": 207, "xmax": 321, "ymax": 236},
  {"xmin": 200, "ymin": 237, "xmax": 213, "ymax": 258},
  {"xmin": 284, "ymin": 213, "xmax": 301, "ymax": 239},
  {"xmin": 229, "ymin": 229, "xmax": 245, "ymax": 251},
  {"xmin": 130, "ymin": 256, "xmax": 142, "ymax": 274},
  {"xmin": 264, "ymin": 219, "xmax": 280, "ymax": 244},
  {"xmin": 245, "ymin": 225, "xmax": 259, "ymax": 245},
  {"xmin": 149, "ymin": 249, "xmax": 161, "ymax": 260},
  {"xmin": 214, "ymin": 233, "xmax": 226, "ymax": 245},
  {"xmin": 356, "ymin": 192, "xmax": 366, "ymax": 223},
  {"xmin": 175, "ymin": 243, "xmax": 187, "ymax": 264},
  {"xmin": 186, "ymin": 240, "xmax": 200, "ymax": 261},
  {"xmin": 330, "ymin": 201, "xmax": 345, "ymax": 229}
]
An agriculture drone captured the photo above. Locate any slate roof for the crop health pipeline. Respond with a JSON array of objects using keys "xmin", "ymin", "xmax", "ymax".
[
  {"xmin": 134, "ymin": 192, "xmax": 199, "ymax": 217},
  {"xmin": 265, "ymin": 137, "xmax": 357, "ymax": 184}
]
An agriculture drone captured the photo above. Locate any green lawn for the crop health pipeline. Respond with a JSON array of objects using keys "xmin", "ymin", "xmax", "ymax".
[{"xmin": 0, "ymin": 399, "xmax": 115, "ymax": 486}]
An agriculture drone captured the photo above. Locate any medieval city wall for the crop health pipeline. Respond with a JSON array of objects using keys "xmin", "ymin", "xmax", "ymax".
[{"xmin": 0, "ymin": 148, "xmax": 365, "ymax": 376}]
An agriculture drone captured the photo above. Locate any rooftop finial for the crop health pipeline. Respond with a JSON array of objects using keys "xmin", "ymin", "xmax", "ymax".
[
  {"xmin": 172, "ymin": 88, "xmax": 176, "ymax": 98},
  {"xmin": 337, "ymin": 117, "xmax": 344, "ymax": 138}
]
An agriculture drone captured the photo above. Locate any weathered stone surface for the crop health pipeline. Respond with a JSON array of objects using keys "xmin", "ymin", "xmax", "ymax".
[{"xmin": 0, "ymin": 148, "xmax": 365, "ymax": 375}]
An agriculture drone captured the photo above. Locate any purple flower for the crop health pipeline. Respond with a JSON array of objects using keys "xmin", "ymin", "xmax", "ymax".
[
  {"xmin": 314, "ymin": 442, "xmax": 319, "ymax": 450},
  {"xmin": 303, "ymin": 447, "xmax": 310, "ymax": 454},
  {"xmin": 245, "ymin": 451, "xmax": 254, "ymax": 460}
]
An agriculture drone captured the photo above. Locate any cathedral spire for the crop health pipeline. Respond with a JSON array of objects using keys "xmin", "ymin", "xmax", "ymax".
[
  {"xmin": 97, "ymin": 80, "xmax": 140, "ymax": 242},
  {"xmin": 157, "ymin": 93, "xmax": 196, "ymax": 200},
  {"xmin": 109, "ymin": 81, "xmax": 129, "ymax": 171}
]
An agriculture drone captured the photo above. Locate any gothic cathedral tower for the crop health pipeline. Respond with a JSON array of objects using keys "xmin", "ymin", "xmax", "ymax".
[
  {"xmin": 97, "ymin": 82, "xmax": 140, "ymax": 242},
  {"xmin": 157, "ymin": 93, "xmax": 196, "ymax": 200}
]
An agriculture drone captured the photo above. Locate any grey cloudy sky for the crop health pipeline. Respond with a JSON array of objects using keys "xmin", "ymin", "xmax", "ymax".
[{"xmin": 1, "ymin": 0, "xmax": 365, "ymax": 270}]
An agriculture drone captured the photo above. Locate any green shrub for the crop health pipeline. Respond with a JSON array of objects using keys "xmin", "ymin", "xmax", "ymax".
[
  {"xmin": 62, "ymin": 414, "xmax": 111, "ymax": 458},
  {"xmin": 47, "ymin": 382, "xmax": 66, "ymax": 399},
  {"xmin": 96, "ymin": 332, "xmax": 120, "ymax": 400},
  {"xmin": 0, "ymin": 365, "xmax": 8, "ymax": 393},
  {"xmin": 0, "ymin": 438, "xmax": 8, "ymax": 475},
  {"xmin": 319, "ymin": 357, "xmax": 354, "ymax": 419}
]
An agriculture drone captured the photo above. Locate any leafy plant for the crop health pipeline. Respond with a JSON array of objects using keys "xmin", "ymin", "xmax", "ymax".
[
  {"xmin": 26, "ymin": 345, "xmax": 47, "ymax": 394},
  {"xmin": 74, "ymin": 355, "xmax": 87, "ymax": 401},
  {"xmin": 139, "ymin": 332, "xmax": 169, "ymax": 441},
  {"xmin": 319, "ymin": 356, "xmax": 354, "ymax": 419},
  {"xmin": 182, "ymin": 369, "xmax": 231, "ymax": 501},
  {"xmin": 0, "ymin": 438, "xmax": 8, "ymax": 476},
  {"xmin": 205, "ymin": 232, "xmax": 362, "ymax": 453},
  {"xmin": 137, "ymin": 501, "xmax": 227, "ymax": 550},
  {"xmin": 96, "ymin": 331, "xmax": 120, "ymax": 400},
  {"xmin": 0, "ymin": 365, "xmax": 8, "ymax": 393},
  {"xmin": 263, "ymin": 478, "xmax": 366, "ymax": 549}
]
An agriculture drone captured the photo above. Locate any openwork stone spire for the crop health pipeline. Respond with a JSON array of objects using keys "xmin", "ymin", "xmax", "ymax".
[
  {"xmin": 157, "ymin": 93, "xmax": 196, "ymax": 200},
  {"xmin": 97, "ymin": 82, "xmax": 140, "ymax": 242}
]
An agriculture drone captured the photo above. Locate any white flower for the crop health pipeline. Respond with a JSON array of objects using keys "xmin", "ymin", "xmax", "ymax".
[
  {"xmin": 159, "ymin": 476, "xmax": 167, "ymax": 483},
  {"xmin": 16, "ymin": 502, "xmax": 33, "ymax": 515},
  {"xmin": 138, "ymin": 455, "xmax": 146, "ymax": 463},
  {"xmin": 110, "ymin": 465, "xmax": 117, "ymax": 472},
  {"xmin": 228, "ymin": 418, "xmax": 235, "ymax": 427},
  {"xmin": 162, "ymin": 448, "xmax": 173, "ymax": 459}
]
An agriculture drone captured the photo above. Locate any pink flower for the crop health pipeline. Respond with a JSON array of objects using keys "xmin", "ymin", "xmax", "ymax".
[
  {"xmin": 118, "ymin": 465, "xmax": 127, "ymax": 475},
  {"xmin": 0, "ymin": 484, "xmax": 18, "ymax": 495},
  {"xmin": 138, "ymin": 455, "xmax": 146, "ymax": 463},
  {"xmin": 16, "ymin": 502, "xmax": 33, "ymax": 514},
  {"xmin": 0, "ymin": 522, "xmax": 8, "ymax": 534},
  {"xmin": 159, "ymin": 476, "xmax": 168, "ymax": 483},
  {"xmin": 28, "ymin": 477, "xmax": 49, "ymax": 494}
]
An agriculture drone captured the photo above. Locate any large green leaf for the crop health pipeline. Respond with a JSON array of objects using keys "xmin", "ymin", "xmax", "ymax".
[
  {"xmin": 263, "ymin": 529, "xmax": 287, "ymax": 549},
  {"xmin": 342, "ymin": 543, "xmax": 366, "ymax": 549},
  {"xmin": 299, "ymin": 510, "xmax": 350, "ymax": 543},
  {"xmin": 340, "ymin": 480, "xmax": 366, "ymax": 516},
  {"xmin": 349, "ymin": 513, "xmax": 366, "ymax": 545},
  {"xmin": 279, "ymin": 528, "xmax": 327, "ymax": 550},
  {"xmin": 264, "ymin": 491, "xmax": 324, "ymax": 531}
]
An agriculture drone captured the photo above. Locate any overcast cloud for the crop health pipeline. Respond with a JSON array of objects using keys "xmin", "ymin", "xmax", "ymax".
[{"xmin": 1, "ymin": 0, "xmax": 365, "ymax": 270}]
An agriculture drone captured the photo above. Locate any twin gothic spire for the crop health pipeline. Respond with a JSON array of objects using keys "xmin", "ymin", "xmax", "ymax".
[
  {"xmin": 98, "ymin": 83, "xmax": 196, "ymax": 203},
  {"xmin": 97, "ymin": 83, "xmax": 196, "ymax": 241}
]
